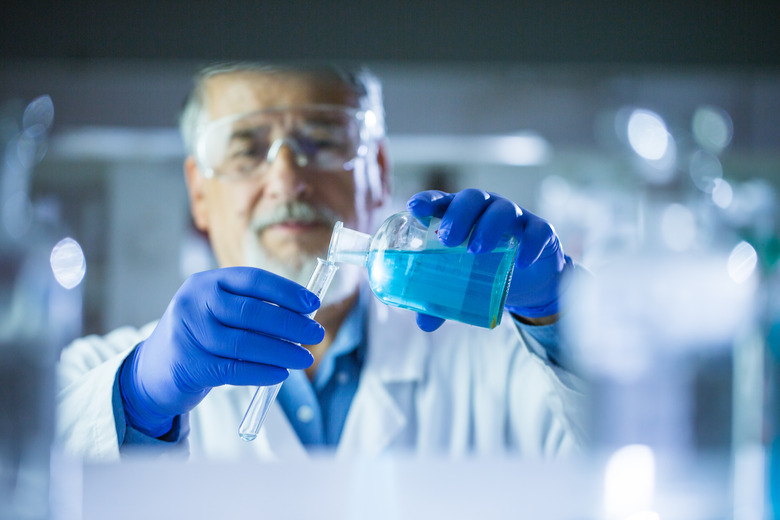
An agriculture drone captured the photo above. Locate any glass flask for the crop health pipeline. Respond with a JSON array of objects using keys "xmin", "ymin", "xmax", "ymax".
[{"xmin": 327, "ymin": 211, "xmax": 518, "ymax": 329}]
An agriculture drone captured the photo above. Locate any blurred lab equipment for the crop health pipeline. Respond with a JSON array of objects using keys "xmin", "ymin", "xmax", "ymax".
[
  {"xmin": 561, "ymin": 105, "xmax": 771, "ymax": 519},
  {"xmin": 752, "ymin": 236, "xmax": 780, "ymax": 518},
  {"xmin": 239, "ymin": 258, "xmax": 338, "ymax": 441},
  {"xmin": 1, "ymin": 96, "xmax": 84, "ymax": 520},
  {"xmin": 766, "ymin": 280, "xmax": 780, "ymax": 517},
  {"xmin": 327, "ymin": 211, "xmax": 518, "ymax": 329}
]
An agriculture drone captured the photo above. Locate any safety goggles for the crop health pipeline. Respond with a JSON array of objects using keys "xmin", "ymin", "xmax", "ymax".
[{"xmin": 195, "ymin": 104, "xmax": 371, "ymax": 180}]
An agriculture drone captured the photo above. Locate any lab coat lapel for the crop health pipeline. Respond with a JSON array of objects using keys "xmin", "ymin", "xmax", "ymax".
[
  {"xmin": 194, "ymin": 384, "xmax": 308, "ymax": 461},
  {"xmin": 337, "ymin": 301, "xmax": 429, "ymax": 457},
  {"xmin": 258, "ymin": 399, "xmax": 309, "ymax": 460}
]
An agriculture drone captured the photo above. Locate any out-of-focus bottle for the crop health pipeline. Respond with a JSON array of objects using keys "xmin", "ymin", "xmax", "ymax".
[
  {"xmin": 763, "ymin": 265, "xmax": 780, "ymax": 518},
  {"xmin": 327, "ymin": 211, "xmax": 518, "ymax": 328},
  {"xmin": 1, "ymin": 96, "xmax": 83, "ymax": 520}
]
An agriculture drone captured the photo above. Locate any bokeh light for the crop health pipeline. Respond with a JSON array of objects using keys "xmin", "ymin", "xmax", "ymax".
[
  {"xmin": 604, "ymin": 444, "xmax": 656, "ymax": 517},
  {"xmin": 627, "ymin": 110, "xmax": 669, "ymax": 161},
  {"xmin": 363, "ymin": 109, "xmax": 377, "ymax": 129},
  {"xmin": 50, "ymin": 237, "xmax": 86, "ymax": 289},
  {"xmin": 692, "ymin": 105, "xmax": 733, "ymax": 153},
  {"xmin": 711, "ymin": 178, "xmax": 734, "ymax": 208},
  {"xmin": 22, "ymin": 95, "xmax": 54, "ymax": 131},
  {"xmin": 727, "ymin": 241, "xmax": 757, "ymax": 284},
  {"xmin": 689, "ymin": 150, "xmax": 723, "ymax": 193}
]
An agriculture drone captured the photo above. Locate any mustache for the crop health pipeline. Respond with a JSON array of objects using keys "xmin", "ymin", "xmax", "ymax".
[{"xmin": 249, "ymin": 202, "xmax": 340, "ymax": 232}]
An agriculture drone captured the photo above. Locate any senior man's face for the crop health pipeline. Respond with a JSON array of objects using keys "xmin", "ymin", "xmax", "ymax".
[{"xmin": 184, "ymin": 71, "xmax": 388, "ymax": 294}]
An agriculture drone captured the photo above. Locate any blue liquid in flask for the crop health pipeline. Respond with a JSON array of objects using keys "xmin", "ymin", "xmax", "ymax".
[{"xmin": 366, "ymin": 246, "xmax": 515, "ymax": 328}]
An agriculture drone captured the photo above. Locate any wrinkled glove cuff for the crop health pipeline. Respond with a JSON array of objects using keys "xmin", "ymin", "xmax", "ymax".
[
  {"xmin": 505, "ymin": 255, "xmax": 574, "ymax": 318},
  {"xmin": 506, "ymin": 300, "xmax": 560, "ymax": 319},
  {"xmin": 119, "ymin": 345, "xmax": 175, "ymax": 439}
]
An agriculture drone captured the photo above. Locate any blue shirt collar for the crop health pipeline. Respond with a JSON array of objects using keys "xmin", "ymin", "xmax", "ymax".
[{"xmin": 312, "ymin": 287, "xmax": 367, "ymax": 391}]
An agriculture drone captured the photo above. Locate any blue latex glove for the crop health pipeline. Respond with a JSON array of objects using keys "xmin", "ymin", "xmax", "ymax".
[
  {"xmin": 407, "ymin": 189, "xmax": 572, "ymax": 332},
  {"xmin": 119, "ymin": 267, "xmax": 323, "ymax": 438}
]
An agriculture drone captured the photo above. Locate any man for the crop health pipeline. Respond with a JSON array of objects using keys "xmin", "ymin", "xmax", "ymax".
[{"xmin": 56, "ymin": 63, "xmax": 586, "ymax": 461}]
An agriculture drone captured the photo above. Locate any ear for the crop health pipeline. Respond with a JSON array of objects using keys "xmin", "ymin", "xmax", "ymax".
[
  {"xmin": 369, "ymin": 139, "xmax": 392, "ymax": 209},
  {"xmin": 184, "ymin": 156, "xmax": 210, "ymax": 232}
]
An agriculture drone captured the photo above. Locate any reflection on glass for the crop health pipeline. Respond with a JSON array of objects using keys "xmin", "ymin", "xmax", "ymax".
[
  {"xmin": 50, "ymin": 237, "xmax": 86, "ymax": 289},
  {"xmin": 727, "ymin": 241, "xmax": 758, "ymax": 284},
  {"xmin": 627, "ymin": 109, "xmax": 668, "ymax": 161}
]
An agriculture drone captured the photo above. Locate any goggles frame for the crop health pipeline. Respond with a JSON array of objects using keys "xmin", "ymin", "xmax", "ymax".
[{"xmin": 195, "ymin": 104, "xmax": 373, "ymax": 180}]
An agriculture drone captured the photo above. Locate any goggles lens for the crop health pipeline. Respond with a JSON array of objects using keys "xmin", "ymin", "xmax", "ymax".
[{"xmin": 196, "ymin": 105, "xmax": 367, "ymax": 179}]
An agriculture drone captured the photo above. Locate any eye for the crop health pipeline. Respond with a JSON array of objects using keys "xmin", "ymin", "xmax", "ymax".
[
  {"xmin": 228, "ymin": 142, "xmax": 265, "ymax": 159},
  {"xmin": 219, "ymin": 139, "xmax": 268, "ymax": 177},
  {"xmin": 225, "ymin": 127, "xmax": 271, "ymax": 156}
]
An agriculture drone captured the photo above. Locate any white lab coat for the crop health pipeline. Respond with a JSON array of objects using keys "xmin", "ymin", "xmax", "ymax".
[{"xmin": 56, "ymin": 299, "xmax": 587, "ymax": 462}]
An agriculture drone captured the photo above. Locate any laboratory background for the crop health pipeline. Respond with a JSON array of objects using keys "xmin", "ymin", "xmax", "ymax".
[{"xmin": 1, "ymin": 2, "xmax": 779, "ymax": 519}]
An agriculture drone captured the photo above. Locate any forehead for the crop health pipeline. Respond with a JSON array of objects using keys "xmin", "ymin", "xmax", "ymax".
[{"xmin": 203, "ymin": 71, "xmax": 359, "ymax": 120}]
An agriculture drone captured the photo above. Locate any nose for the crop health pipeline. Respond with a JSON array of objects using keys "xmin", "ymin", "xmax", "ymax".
[
  {"xmin": 262, "ymin": 138, "xmax": 311, "ymax": 200},
  {"xmin": 266, "ymin": 137, "xmax": 308, "ymax": 168}
]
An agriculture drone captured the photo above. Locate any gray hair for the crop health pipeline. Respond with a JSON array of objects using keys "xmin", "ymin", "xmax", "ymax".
[{"xmin": 178, "ymin": 62, "xmax": 386, "ymax": 157}]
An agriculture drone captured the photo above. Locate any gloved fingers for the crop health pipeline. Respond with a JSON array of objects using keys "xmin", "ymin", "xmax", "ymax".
[
  {"xmin": 202, "ymin": 266, "xmax": 320, "ymax": 314},
  {"xmin": 206, "ymin": 291, "xmax": 325, "ymax": 345},
  {"xmin": 468, "ymin": 197, "xmax": 523, "ymax": 254},
  {"xmin": 201, "ymin": 357, "xmax": 291, "ymax": 388},
  {"xmin": 438, "ymin": 189, "xmax": 492, "ymax": 247},
  {"xmin": 415, "ymin": 313, "xmax": 445, "ymax": 332},
  {"xmin": 202, "ymin": 329, "xmax": 314, "ymax": 370},
  {"xmin": 514, "ymin": 217, "xmax": 557, "ymax": 269},
  {"xmin": 406, "ymin": 190, "xmax": 455, "ymax": 218}
]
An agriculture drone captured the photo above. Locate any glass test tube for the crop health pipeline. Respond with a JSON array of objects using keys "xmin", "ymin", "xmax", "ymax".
[{"xmin": 238, "ymin": 258, "xmax": 339, "ymax": 441}]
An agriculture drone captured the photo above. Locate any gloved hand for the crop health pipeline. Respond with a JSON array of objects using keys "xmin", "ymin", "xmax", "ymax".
[
  {"xmin": 407, "ymin": 189, "xmax": 572, "ymax": 332},
  {"xmin": 119, "ymin": 267, "xmax": 323, "ymax": 438}
]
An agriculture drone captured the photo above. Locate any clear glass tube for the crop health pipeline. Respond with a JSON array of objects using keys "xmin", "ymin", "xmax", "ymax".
[{"xmin": 238, "ymin": 258, "xmax": 339, "ymax": 441}]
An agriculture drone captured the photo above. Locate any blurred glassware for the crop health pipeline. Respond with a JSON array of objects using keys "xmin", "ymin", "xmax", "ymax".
[
  {"xmin": 765, "ymin": 288, "xmax": 780, "ymax": 518},
  {"xmin": 0, "ymin": 96, "xmax": 83, "ymax": 520},
  {"xmin": 562, "ymin": 104, "xmax": 771, "ymax": 518}
]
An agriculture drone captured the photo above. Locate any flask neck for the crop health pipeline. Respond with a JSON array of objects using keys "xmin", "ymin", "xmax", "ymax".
[{"xmin": 327, "ymin": 221, "xmax": 371, "ymax": 266}]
